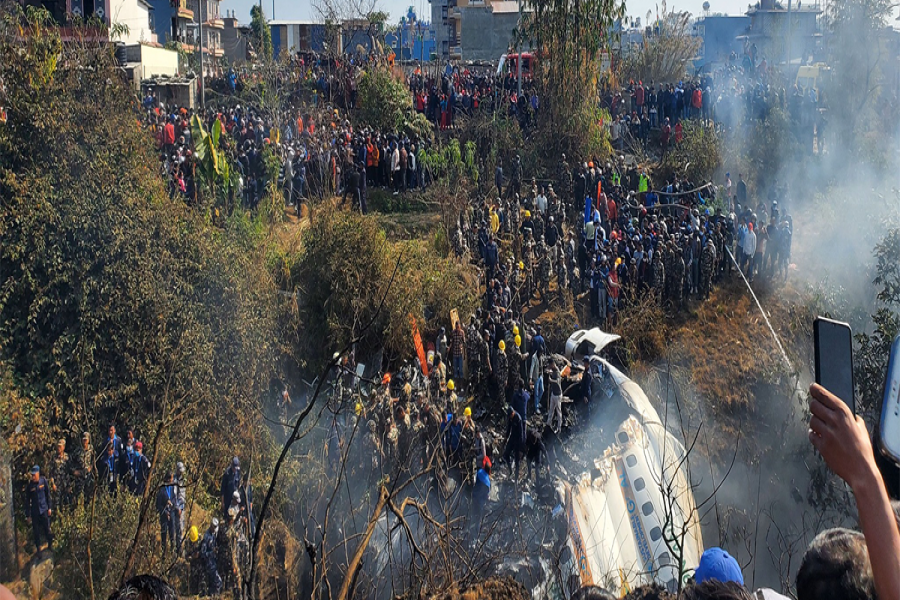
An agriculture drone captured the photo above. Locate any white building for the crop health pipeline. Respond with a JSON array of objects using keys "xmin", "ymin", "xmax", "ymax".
[{"xmin": 109, "ymin": 0, "xmax": 157, "ymax": 45}]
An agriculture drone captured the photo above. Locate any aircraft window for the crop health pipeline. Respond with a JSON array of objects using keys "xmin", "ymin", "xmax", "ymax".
[
  {"xmin": 650, "ymin": 526, "xmax": 662, "ymax": 542},
  {"xmin": 633, "ymin": 477, "xmax": 645, "ymax": 491},
  {"xmin": 665, "ymin": 578, "xmax": 678, "ymax": 593},
  {"xmin": 642, "ymin": 501, "xmax": 654, "ymax": 516},
  {"xmin": 626, "ymin": 454, "xmax": 638, "ymax": 468},
  {"xmin": 659, "ymin": 552, "xmax": 671, "ymax": 567},
  {"xmin": 617, "ymin": 432, "xmax": 630, "ymax": 444}
]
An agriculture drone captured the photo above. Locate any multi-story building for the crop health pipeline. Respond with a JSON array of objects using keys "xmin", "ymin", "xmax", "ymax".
[
  {"xmin": 429, "ymin": 0, "xmax": 527, "ymax": 61},
  {"xmin": 742, "ymin": 0, "xmax": 822, "ymax": 65}
]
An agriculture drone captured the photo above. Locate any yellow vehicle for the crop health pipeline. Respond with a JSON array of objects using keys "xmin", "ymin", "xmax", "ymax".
[{"xmin": 795, "ymin": 63, "xmax": 830, "ymax": 96}]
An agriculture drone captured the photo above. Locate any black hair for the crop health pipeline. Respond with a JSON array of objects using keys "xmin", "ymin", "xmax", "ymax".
[
  {"xmin": 571, "ymin": 586, "xmax": 617, "ymax": 600},
  {"xmin": 796, "ymin": 528, "xmax": 875, "ymax": 600},
  {"xmin": 680, "ymin": 581, "xmax": 753, "ymax": 600},
  {"xmin": 622, "ymin": 583, "xmax": 675, "ymax": 600},
  {"xmin": 106, "ymin": 575, "xmax": 177, "ymax": 600}
]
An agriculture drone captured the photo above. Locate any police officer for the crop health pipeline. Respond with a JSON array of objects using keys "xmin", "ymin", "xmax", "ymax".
[
  {"xmin": 220, "ymin": 457, "xmax": 241, "ymax": 517},
  {"xmin": 200, "ymin": 519, "xmax": 222, "ymax": 595},
  {"xmin": 26, "ymin": 465, "xmax": 53, "ymax": 553},
  {"xmin": 156, "ymin": 471, "xmax": 177, "ymax": 555}
]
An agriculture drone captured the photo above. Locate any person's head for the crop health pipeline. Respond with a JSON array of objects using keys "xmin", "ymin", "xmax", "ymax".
[
  {"xmin": 30, "ymin": 465, "xmax": 40, "ymax": 482},
  {"xmin": 109, "ymin": 425, "xmax": 116, "ymax": 439},
  {"xmin": 57, "ymin": 439, "xmax": 66, "ymax": 455},
  {"xmin": 681, "ymin": 580, "xmax": 752, "ymax": 600},
  {"xmin": 135, "ymin": 441, "xmax": 143, "ymax": 454},
  {"xmin": 82, "ymin": 432, "xmax": 91, "ymax": 448},
  {"xmin": 107, "ymin": 446, "xmax": 115, "ymax": 457},
  {"xmin": 796, "ymin": 528, "xmax": 875, "ymax": 600},
  {"xmin": 571, "ymin": 586, "xmax": 617, "ymax": 600},
  {"xmin": 621, "ymin": 583, "xmax": 675, "ymax": 600},
  {"xmin": 232, "ymin": 456, "xmax": 240, "ymax": 471},
  {"xmin": 165, "ymin": 471, "xmax": 174, "ymax": 484},
  {"xmin": 695, "ymin": 547, "xmax": 743, "ymax": 585},
  {"xmin": 106, "ymin": 574, "xmax": 177, "ymax": 600}
]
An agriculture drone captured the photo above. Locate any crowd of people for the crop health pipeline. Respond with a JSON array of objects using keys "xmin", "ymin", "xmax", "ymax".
[{"xmin": 24, "ymin": 423, "xmax": 254, "ymax": 597}]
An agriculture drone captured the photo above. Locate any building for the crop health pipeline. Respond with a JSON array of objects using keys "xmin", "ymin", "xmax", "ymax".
[
  {"xmin": 221, "ymin": 11, "xmax": 250, "ymax": 64},
  {"xmin": 269, "ymin": 21, "xmax": 328, "ymax": 55},
  {"xmin": 109, "ymin": 0, "xmax": 156, "ymax": 44},
  {"xmin": 145, "ymin": 0, "xmax": 193, "ymax": 45},
  {"xmin": 693, "ymin": 14, "xmax": 750, "ymax": 68},
  {"xmin": 429, "ymin": 0, "xmax": 528, "ymax": 61},
  {"xmin": 742, "ymin": 0, "xmax": 822, "ymax": 65}
]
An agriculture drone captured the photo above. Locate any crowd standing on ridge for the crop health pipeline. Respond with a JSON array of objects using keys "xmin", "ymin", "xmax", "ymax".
[{"xmin": 20, "ymin": 42, "xmax": 900, "ymax": 600}]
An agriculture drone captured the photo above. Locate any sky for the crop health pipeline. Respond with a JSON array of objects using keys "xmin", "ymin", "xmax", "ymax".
[{"xmin": 222, "ymin": 0, "xmax": 761, "ymax": 25}]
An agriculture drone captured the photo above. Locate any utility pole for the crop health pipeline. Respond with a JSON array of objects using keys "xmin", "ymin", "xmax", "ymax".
[
  {"xmin": 516, "ymin": 0, "xmax": 522, "ymax": 97},
  {"xmin": 198, "ymin": 0, "xmax": 205, "ymax": 107}
]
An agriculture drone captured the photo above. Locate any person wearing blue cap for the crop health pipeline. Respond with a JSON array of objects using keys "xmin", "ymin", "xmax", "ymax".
[
  {"xmin": 26, "ymin": 465, "xmax": 53, "ymax": 554},
  {"xmin": 694, "ymin": 547, "xmax": 744, "ymax": 585}
]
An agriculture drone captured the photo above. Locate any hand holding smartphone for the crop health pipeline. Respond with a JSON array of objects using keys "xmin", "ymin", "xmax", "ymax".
[{"xmin": 814, "ymin": 317, "xmax": 855, "ymax": 415}]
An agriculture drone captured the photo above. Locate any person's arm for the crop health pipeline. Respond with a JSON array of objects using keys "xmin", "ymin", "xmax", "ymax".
[{"xmin": 809, "ymin": 383, "xmax": 900, "ymax": 600}]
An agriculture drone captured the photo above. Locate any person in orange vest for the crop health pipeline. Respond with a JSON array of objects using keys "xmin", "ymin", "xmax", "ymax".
[{"xmin": 365, "ymin": 138, "xmax": 378, "ymax": 186}]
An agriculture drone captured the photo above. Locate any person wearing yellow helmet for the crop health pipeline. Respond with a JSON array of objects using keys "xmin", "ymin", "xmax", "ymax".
[
  {"xmin": 513, "ymin": 325, "xmax": 519, "ymax": 336},
  {"xmin": 515, "ymin": 334, "xmax": 522, "ymax": 347},
  {"xmin": 355, "ymin": 402, "xmax": 363, "ymax": 416},
  {"xmin": 493, "ymin": 339, "xmax": 508, "ymax": 404},
  {"xmin": 498, "ymin": 340, "xmax": 506, "ymax": 351},
  {"xmin": 189, "ymin": 525, "xmax": 199, "ymax": 543},
  {"xmin": 463, "ymin": 406, "xmax": 472, "ymax": 417},
  {"xmin": 447, "ymin": 379, "xmax": 455, "ymax": 391}
]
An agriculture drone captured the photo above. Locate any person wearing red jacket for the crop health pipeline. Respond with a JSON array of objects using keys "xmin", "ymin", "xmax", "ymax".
[{"xmin": 162, "ymin": 118, "xmax": 175, "ymax": 152}]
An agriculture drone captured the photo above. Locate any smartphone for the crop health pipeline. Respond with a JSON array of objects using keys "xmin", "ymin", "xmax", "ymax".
[
  {"xmin": 878, "ymin": 334, "xmax": 900, "ymax": 463},
  {"xmin": 814, "ymin": 317, "xmax": 855, "ymax": 414}
]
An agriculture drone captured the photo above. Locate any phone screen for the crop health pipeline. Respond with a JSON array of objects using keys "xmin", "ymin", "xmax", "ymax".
[
  {"xmin": 814, "ymin": 317, "xmax": 855, "ymax": 414},
  {"xmin": 879, "ymin": 335, "xmax": 900, "ymax": 463}
]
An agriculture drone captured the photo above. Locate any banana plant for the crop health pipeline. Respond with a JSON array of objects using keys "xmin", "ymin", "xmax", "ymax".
[{"xmin": 190, "ymin": 114, "xmax": 233, "ymax": 206}]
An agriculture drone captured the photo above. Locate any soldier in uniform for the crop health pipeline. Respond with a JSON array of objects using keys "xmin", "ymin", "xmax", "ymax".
[
  {"xmin": 538, "ymin": 238, "xmax": 552, "ymax": 301},
  {"xmin": 493, "ymin": 340, "xmax": 508, "ymax": 406},
  {"xmin": 651, "ymin": 248, "xmax": 665, "ymax": 304},
  {"xmin": 700, "ymin": 237, "xmax": 717, "ymax": 299},
  {"xmin": 672, "ymin": 241, "xmax": 686, "ymax": 309},
  {"xmin": 465, "ymin": 317, "xmax": 480, "ymax": 389},
  {"xmin": 73, "ymin": 431, "xmax": 95, "ymax": 501},
  {"xmin": 556, "ymin": 254, "xmax": 568, "ymax": 305},
  {"xmin": 664, "ymin": 241, "xmax": 675, "ymax": 302},
  {"xmin": 48, "ymin": 438, "xmax": 72, "ymax": 508},
  {"xmin": 217, "ymin": 513, "xmax": 241, "ymax": 597}
]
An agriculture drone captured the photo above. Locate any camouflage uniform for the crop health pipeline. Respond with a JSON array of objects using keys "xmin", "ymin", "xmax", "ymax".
[
  {"xmin": 700, "ymin": 239, "xmax": 717, "ymax": 299},
  {"xmin": 651, "ymin": 250, "xmax": 665, "ymax": 304},
  {"xmin": 48, "ymin": 451, "xmax": 72, "ymax": 508},
  {"xmin": 522, "ymin": 240, "xmax": 534, "ymax": 300},
  {"xmin": 73, "ymin": 443, "xmax": 95, "ymax": 500},
  {"xmin": 466, "ymin": 323, "xmax": 480, "ymax": 385},
  {"xmin": 664, "ymin": 244, "xmax": 675, "ymax": 301},
  {"xmin": 556, "ymin": 257, "xmax": 569, "ymax": 305},
  {"xmin": 493, "ymin": 350, "xmax": 508, "ymax": 404},
  {"xmin": 533, "ymin": 216, "xmax": 545, "ymax": 244},
  {"xmin": 217, "ymin": 519, "xmax": 241, "ymax": 594},
  {"xmin": 538, "ymin": 242, "xmax": 552, "ymax": 300},
  {"xmin": 671, "ymin": 249, "xmax": 685, "ymax": 308},
  {"xmin": 507, "ymin": 345, "xmax": 523, "ymax": 392}
]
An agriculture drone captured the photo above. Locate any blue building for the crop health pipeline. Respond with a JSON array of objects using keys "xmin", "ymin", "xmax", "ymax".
[
  {"xmin": 693, "ymin": 14, "xmax": 750, "ymax": 68},
  {"xmin": 384, "ymin": 11, "xmax": 436, "ymax": 61}
]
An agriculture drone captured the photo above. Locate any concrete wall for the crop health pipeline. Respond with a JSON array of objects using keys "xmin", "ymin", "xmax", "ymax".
[
  {"xmin": 109, "ymin": 0, "xmax": 156, "ymax": 44},
  {"xmin": 459, "ymin": 7, "xmax": 518, "ymax": 61}
]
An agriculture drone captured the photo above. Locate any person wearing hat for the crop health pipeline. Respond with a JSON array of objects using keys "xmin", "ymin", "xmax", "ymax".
[
  {"xmin": 200, "ymin": 519, "xmax": 222, "ymax": 594},
  {"xmin": 694, "ymin": 547, "xmax": 744, "ymax": 585},
  {"xmin": 174, "ymin": 461, "xmax": 187, "ymax": 553},
  {"xmin": 220, "ymin": 457, "xmax": 241, "ymax": 518},
  {"xmin": 156, "ymin": 471, "xmax": 178, "ymax": 555},
  {"xmin": 449, "ymin": 320, "xmax": 467, "ymax": 385},
  {"xmin": 26, "ymin": 465, "xmax": 53, "ymax": 554},
  {"xmin": 503, "ymin": 400, "xmax": 526, "ymax": 481},
  {"xmin": 73, "ymin": 431, "xmax": 95, "ymax": 500},
  {"xmin": 493, "ymin": 339, "xmax": 508, "ymax": 405},
  {"xmin": 48, "ymin": 438, "xmax": 71, "ymax": 509},
  {"xmin": 470, "ymin": 457, "xmax": 491, "ymax": 537}
]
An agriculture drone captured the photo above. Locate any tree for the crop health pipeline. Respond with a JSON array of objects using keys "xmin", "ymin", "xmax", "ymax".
[
  {"xmin": 357, "ymin": 62, "xmax": 431, "ymax": 139},
  {"xmin": 312, "ymin": 0, "xmax": 387, "ymax": 55},
  {"xmin": 824, "ymin": 0, "xmax": 893, "ymax": 150},
  {"xmin": 250, "ymin": 5, "xmax": 273, "ymax": 60},
  {"xmin": 518, "ymin": 0, "xmax": 624, "ymax": 161},
  {"xmin": 619, "ymin": 12, "xmax": 701, "ymax": 85},
  {"xmin": 0, "ymin": 9, "xmax": 286, "ymax": 596}
]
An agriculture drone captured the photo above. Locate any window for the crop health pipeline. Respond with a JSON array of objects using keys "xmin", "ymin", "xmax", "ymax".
[
  {"xmin": 626, "ymin": 454, "xmax": 637, "ymax": 468},
  {"xmin": 650, "ymin": 526, "xmax": 662, "ymax": 542},
  {"xmin": 633, "ymin": 477, "xmax": 645, "ymax": 492},
  {"xmin": 659, "ymin": 552, "xmax": 671, "ymax": 567},
  {"xmin": 641, "ymin": 501, "xmax": 654, "ymax": 516},
  {"xmin": 617, "ymin": 431, "xmax": 629, "ymax": 444}
]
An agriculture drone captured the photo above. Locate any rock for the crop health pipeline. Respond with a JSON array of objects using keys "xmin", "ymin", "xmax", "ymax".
[{"xmin": 27, "ymin": 555, "xmax": 53, "ymax": 600}]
